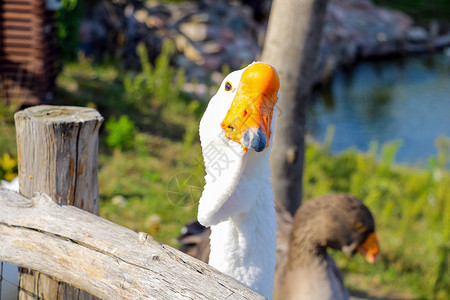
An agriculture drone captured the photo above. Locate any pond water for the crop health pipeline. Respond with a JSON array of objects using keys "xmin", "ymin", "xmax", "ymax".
[{"xmin": 307, "ymin": 52, "xmax": 450, "ymax": 165}]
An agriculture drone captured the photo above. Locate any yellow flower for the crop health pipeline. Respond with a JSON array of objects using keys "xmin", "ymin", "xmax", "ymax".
[{"xmin": 0, "ymin": 153, "xmax": 17, "ymax": 172}]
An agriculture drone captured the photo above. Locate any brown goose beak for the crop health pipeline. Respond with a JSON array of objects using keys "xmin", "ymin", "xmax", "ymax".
[{"xmin": 357, "ymin": 232, "xmax": 379, "ymax": 264}]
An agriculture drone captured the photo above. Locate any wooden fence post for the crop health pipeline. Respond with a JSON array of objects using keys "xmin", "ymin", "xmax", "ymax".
[{"xmin": 14, "ymin": 105, "xmax": 103, "ymax": 299}]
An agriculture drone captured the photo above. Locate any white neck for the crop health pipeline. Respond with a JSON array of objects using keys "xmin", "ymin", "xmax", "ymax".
[
  {"xmin": 200, "ymin": 145, "xmax": 277, "ymax": 299},
  {"xmin": 197, "ymin": 68, "xmax": 278, "ymax": 299}
]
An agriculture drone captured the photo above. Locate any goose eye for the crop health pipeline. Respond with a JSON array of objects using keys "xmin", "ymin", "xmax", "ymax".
[
  {"xmin": 354, "ymin": 223, "xmax": 366, "ymax": 233},
  {"xmin": 224, "ymin": 81, "xmax": 232, "ymax": 91}
]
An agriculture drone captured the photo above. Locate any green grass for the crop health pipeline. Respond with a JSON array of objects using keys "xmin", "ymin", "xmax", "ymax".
[{"xmin": 0, "ymin": 53, "xmax": 448, "ymax": 298}]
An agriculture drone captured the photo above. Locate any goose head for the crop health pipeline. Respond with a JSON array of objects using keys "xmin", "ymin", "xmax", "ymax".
[
  {"xmin": 289, "ymin": 194, "xmax": 379, "ymax": 265},
  {"xmin": 198, "ymin": 62, "xmax": 280, "ymax": 227},
  {"xmin": 275, "ymin": 194, "xmax": 379, "ymax": 300}
]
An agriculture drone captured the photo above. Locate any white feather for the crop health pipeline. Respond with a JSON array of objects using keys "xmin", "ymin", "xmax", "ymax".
[
  {"xmin": 198, "ymin": 63, "xmax": 278, "ymax": 299},
  {"xmin": 1, "ymin": 177, "xmax": 20, "ymax": 193}
]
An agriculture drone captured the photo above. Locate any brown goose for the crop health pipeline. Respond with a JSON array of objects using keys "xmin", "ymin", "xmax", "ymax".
[
  {"xmin": 273, "ymin": 194, "xmax": 379, "ymax": 300},
  {"xmin": 178, "ymin": 194, "xmax": 379, "ymax": 299}
]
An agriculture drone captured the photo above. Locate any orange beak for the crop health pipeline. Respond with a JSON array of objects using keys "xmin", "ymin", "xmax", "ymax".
[
  {"xmin": 357, "ymin": 232, "xmax": 379, "ymax": 264},
  {"xmin": 221, "ymin": 63, "xmax": 280, "ymax": 152}
]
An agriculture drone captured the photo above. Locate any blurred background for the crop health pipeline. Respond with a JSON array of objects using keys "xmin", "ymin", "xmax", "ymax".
[{"xmin": 1, "ymin": 0, "xmax": 449, "ymax": 299}]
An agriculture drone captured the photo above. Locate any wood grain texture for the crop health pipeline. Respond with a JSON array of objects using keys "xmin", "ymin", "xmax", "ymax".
[
  {"xmin": 14, "ymin": 105, "xmax": 103, "ymax": 299},
  {"xmin": 0, "ymin": 190, "xmax": 265, "ymax": 300},
  {"xmin": 15, "ymin": 105, "xmax": 103, "ymax": 214}
]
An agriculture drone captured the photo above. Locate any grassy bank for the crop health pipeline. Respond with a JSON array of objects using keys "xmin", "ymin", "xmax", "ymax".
[{"xmin": 1, "ymin": 55, "xmax": 448, "ymax": 298}]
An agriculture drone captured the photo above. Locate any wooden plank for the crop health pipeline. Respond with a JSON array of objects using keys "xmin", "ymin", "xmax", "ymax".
[
  {"xmin": 2, "ymin": 36, "xmax": 35, "ymax": 44},
  {"xmin": 2, "ymin": 29, "xmax": 56, "ymax": 40},
  {"xmin": 1, "ymin": 42, "xmax": 50, "ymax": 53},
  {"xmin": 0, "ymin": 190, "xmax": 265, "ymax": 300},
  {"xmin": 0, "ymin": 51, "xmax": 58, "ymax": 60},
  {"xmin": 0, "ymin": 49, "xmax": 33, "ymax": 57},
  {"xmin": 0, "ymin": 63, "xmax": 35, "ymax": 71},
  {"xmin": 0, "ymin": 61, "xmax": 58, "ymax": 74},
  {"xmin": 2, "ymin": 11, "xmax": 47, "ymax": 20},
  {"xmin": 2, "ymin": 46, "xmax": 35, "ymax": 54},
  {"xmin": 1, "ymin": 41, "xmax": 55, "ymax": 51},
  {"xmin": 2, "ymin": 25, "xmax": 52, "ymax": 35},
  {"xmin": 0, "ymin": 3, "xmax": 33, "ymax": 11},
  {"xmin": 1, "ymin": 19, "xmax": 32, "ymax": 27},
  {"xmin": 3, "ymin": 0, "xmax": 32, "ymax": 4},
  {"xmin": 0, "ymin": 54, "xmax": 58, "ymax": 65},
  {"xmin": 1, "ymin": 25, "xmax": 32, "ymax": 31},
  {"xmin": 1, "ymin": 54, "xmax": 34, "ymax": 62},
  {"xmin": 0, "ymin": 61, "xmax": 51, "ymax": 71},
  {"xmin": 1, "ymin": 2, "xmax": 45, "ymax": 11},
  {"xmin": 2, "ymin": 29, "xmax": 41, "ymax": 37}
]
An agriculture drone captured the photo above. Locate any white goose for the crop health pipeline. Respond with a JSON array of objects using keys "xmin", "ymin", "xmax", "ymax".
[{"xmin": 198, "ymin": 62, "xmax": 280, "ymax": 299}]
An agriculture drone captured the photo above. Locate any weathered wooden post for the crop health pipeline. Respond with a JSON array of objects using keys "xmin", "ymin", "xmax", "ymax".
[{"xmin": 14, "ymin": 105, "xmax": 103, "ymax": 299}]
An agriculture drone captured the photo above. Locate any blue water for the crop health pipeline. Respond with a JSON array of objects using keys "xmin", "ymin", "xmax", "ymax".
[{"xmin": 307, "ymin": 53, "xmax": 450, "ymax": 165}]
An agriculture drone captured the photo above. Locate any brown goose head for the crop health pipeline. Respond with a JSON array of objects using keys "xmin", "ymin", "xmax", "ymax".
[{"xmin": 288, "ymin": 194, "xmax": 379, "ymax": 265}]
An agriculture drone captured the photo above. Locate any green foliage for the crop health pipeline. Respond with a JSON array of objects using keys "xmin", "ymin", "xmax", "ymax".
[
  {"xmin": 123, "ymin": 41, "xmax": 185, "ymax": 108},
  {"xmin": 105, "ymin": 115, "xmax": 136, "ymax": 151},
  {"xmin": 0, "ymin": 101, "xmax": 20, "ymax": 124},
  {"xmin": 0, "ymin": 102, "xmax": 19, "ymax": 156},
  {"xmin": 56, "ymin": 0, "xmax": 84, "ymax": 60}
]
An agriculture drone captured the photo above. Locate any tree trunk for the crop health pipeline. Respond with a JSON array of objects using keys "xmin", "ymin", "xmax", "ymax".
[
  {"xmin": 261, "ymin": 0, "xmax": 329, "ymax": 215},
  {"xmin": 14, "ymin": 105, "xmax": 103, "ymax": 299}
]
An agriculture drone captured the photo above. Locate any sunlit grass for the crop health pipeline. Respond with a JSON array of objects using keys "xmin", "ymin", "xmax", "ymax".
[{"xmin": 98, "ymin": 138, "xmax": 204, "ymax": 245}]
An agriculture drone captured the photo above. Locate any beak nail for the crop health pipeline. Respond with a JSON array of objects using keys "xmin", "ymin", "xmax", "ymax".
[{"xmin": 243, "ymin": 127, "xmax": 267, "ymax": 152}]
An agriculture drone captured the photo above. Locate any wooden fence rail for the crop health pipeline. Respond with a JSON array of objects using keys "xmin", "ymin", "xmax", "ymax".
[{"xmin": 0, "ymin": 189, "xmax": 263, "ymax": 299}]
